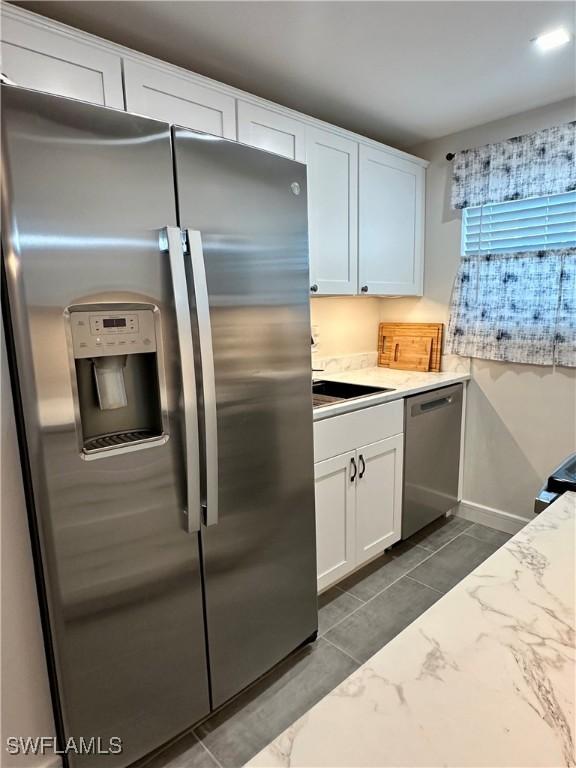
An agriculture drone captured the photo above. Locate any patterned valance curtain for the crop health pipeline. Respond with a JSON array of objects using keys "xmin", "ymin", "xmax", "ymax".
[
  {"xmin": 446, "ymin": 122, "xmax": 576, "ymax": 368},
  {"xmin": 451, "ymin": 122, "xmax": 576, "ymax": 210}
]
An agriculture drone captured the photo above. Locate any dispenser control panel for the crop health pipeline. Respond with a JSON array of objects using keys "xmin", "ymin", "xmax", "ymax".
[
  {"xmin": 70, "ymin": 309, "xmax": 157, "ymax": 359},
  {"xmin": 90, "ymin": 314, "xmax": 138, "ymax": 335}
]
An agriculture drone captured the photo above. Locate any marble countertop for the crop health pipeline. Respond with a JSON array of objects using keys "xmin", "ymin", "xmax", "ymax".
[
  {"xmin": 249, "ymin": 492, "xmax": 576, "ymax": 768},
  {"xmin": 313, "ymin": 367, "xmax": 470, "ymax": 421}
]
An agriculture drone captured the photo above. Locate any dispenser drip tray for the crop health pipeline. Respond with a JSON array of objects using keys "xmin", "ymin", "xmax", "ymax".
[{"xmin": 84, "ymin": 429, "xmax": 159, "ymax": 452}]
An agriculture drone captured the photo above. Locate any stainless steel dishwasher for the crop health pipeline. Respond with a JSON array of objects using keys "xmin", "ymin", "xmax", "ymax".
[{"xmin": 402, "ymin": 383, "xmax": 463, "ymax": 539}]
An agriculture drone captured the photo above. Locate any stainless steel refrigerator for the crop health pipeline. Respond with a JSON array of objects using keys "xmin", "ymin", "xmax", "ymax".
[{"xmin": 1, "ymin": 85, "xmax": 317, "ymax": 767}]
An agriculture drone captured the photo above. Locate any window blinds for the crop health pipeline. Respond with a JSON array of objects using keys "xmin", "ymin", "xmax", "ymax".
[{"xmin": 462, "ymin": 191, "xmax": 576, "ymax": 256}]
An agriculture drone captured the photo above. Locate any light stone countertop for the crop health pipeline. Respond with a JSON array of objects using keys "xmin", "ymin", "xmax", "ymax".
[
  {"xmin": 248, "ymin": 492, "xmax": 576, "ymax": 768},
  {"xmin": 313, "ymin": 367, "xmax": 470, "ymax": 421}
]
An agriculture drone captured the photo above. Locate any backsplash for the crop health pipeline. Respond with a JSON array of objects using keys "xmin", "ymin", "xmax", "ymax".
[
  {"xmin": 312, "ymin": 351, "xmax": 378, "ymax": 373},
  {"xmin": 440, "ymin": 354, "xmax": 471, "ymax": 374},
  {"xmin": 312, "ymin": 351, "xmax": 471, "ymax": 375},
  {"xmin": 310, "ymin": 296, "xmax": 471, "ymax": 375},
  {"xmin": 310, "ymin": 297, "xmax": 381, "ymax": 358}
]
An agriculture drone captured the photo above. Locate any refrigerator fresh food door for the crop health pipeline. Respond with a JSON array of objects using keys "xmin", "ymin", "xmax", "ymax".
[
  {"xmin": 173, "ymin": 128, "xmax": 318, "ymax": 707},
  {"xmin": 1, "ymin": 87, "xmax": 210, "ymax": 767}
]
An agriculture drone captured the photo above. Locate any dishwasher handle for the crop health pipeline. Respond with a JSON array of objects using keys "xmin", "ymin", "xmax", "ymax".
[{"xmin": 411, "ymin": 393, "xmax": 456, "ymax": 417}]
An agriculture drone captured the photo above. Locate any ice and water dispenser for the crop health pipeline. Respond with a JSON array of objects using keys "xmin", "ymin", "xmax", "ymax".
[{"xmin": 69, "ymin": 304, "xmax": 166, "ymax": 456}]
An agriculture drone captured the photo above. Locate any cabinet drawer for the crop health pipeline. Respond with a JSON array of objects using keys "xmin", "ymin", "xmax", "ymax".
[{"xmin": 314, "ymin": 400, "xmax": 403, "ymax": 462}]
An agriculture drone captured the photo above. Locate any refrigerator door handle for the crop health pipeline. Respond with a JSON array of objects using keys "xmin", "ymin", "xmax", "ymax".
[
  {"xmin": 186, "ymin": 229, "xmax": 219, "ymax": 527},
  {"xmin": 164, "ymin": 226, "xmax": 202, "ymax": 533}
]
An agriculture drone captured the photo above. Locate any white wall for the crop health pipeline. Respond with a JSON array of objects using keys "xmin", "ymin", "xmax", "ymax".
[
  {"xmin": 1, "ymin": 320, "xmax": 57, "ymax": 768},
  {"xmin": 381, "ymin": 97, "xmax": 576, "ymax": 520}
]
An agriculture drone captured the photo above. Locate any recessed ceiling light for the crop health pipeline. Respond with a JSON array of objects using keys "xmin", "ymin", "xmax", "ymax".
[{"xmin": 534, "ymin": 28, "xmax": 571, "ymax": 52}]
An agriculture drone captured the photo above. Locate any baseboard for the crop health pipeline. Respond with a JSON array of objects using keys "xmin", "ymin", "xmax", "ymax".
[{"xmin": 454, "ymin": 500, "xmax": 528, "ymax": 535}]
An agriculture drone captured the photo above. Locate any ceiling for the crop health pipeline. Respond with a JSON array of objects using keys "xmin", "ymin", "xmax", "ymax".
[{"xmin": 15, "ymin": 1, "xmax": 576, "ymax": 149}]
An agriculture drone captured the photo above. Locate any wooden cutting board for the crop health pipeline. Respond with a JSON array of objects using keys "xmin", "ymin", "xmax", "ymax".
[
  {"xmin": 390, "ymin": 335, "xmax": 432, "ymax": 371},
  {"xmin": 378, "ymin": 322, "xmax": 443, "ymax": 372}
]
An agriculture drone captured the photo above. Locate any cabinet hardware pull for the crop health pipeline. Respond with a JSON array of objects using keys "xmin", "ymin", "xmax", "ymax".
[
  {"xmin": 361, "ymin": 285, "xmax": 368, "ymax": 293},
  {"xmin": 359, "ymin": 454, "xmax": 366, "ymax": 479},
  {"xmin": 310, "ymin": 284, "xmax": 319, "ymax": 293},
  {"xmin": 350, "ymin": 457, "xmax": 357, "ymax": 482}
]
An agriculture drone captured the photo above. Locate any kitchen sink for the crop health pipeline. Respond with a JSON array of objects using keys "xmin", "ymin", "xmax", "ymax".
[{"xmin": 312, "ymin": 379, "xmax": 394, "ymax": 408}]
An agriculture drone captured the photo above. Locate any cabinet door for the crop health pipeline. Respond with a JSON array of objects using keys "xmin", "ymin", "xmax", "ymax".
[
  {"xmin": 359, "ymin": 145, "xmax": 424, "ymax": 296},
  {"xmin": 306, "ymin": 128, "xmax": 358, "ymax": 295},
  {"xmin": 0, "ymin": 13, "xmax": 124, "ymax": 107},
  {"xmin": 315, "ymin": 451, "xmax": 356, "ymax": 591},
  {"xmin": 237, "ymin": 101, "xmax": 306, "ymax": 162},
  {"xmin": 123, "ymin": 60, "xmax": 236, "ymax": 138},
  {"xmin": 356, "ymin": 434, "xmax": 403, "ymax": 566}
]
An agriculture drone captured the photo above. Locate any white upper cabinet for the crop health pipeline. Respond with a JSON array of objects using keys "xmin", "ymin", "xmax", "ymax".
[
  {"xmin": 2, "ymin": 6, "xmax": 428, "ymax": 300},
  {"xmin": 237, "ymin": 101, "xmax": 306, "ymax": 162},
  {"xmin": 359, "ymin": 145, "xmax": 425, "ymax": 296},
  {"xmin": 123, "ymin": 60, "xmax": 236, "ymax": 138},
  {"xmin": 306, "ymin": 128, "xmax": 358, "ymax": 296},
  {"xmin": 0, "ymin": 13, "xmax": 124, "ymax": 108}
]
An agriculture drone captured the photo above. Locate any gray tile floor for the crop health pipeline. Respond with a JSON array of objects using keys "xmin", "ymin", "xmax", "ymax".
[{"xmin": 137, "ymin": 516, "xmax": 511, "ymax": 768}]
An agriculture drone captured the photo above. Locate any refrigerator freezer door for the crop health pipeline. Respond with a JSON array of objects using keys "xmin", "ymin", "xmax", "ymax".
[
  {"xmin": 1, "ymin": 88, "xmax": 210, "ymax": 766},
  {"xmin": 173, "ymin": 129, "xmax": 318, "ymax": 707}
]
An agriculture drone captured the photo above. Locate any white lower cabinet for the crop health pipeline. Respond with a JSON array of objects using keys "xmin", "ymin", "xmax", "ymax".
[
  {"xmin": 314, "ymin": 401, "xmax": 404, "ymax": 591},
  {"xmin": 355, "ymin": 434, "xmax": 403, "ymax": 566},
  {"xmin": 315, "ymin": 451, "xmax": 356, "ymax": 592}
]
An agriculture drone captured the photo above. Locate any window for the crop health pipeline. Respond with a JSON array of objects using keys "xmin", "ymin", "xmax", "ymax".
[
  {"xmin": 461, "ymin": 190, "xmax": 576, "ymax": 256},
  {"xmin": 448, "ymin": 190, "xmax": 576, "ymax": 367}
]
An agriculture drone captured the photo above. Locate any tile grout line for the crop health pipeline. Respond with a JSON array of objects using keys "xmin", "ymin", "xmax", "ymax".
[
  {"xmin": 333, "ymin": 542, "xmax": 434, "ymax": 603},
  {"xmin": 325, "ymin": 524, "xmax": 475, "ymax": 635},
  {"xmin": 194, "ymin": 734, "xmax": 224, "ymax": 768},
  {"xmin": 321, "ymin": 634, "xmax": 364, "ymax": 667},
  {"xmin": 460, "ymin": 530, "xmax": 510, "ymax": 546},
  {"xmin": 412, "ymin": 520, "xmax": 474, "ymax": 556},
  {"xmin": 334, "ymin": 584, "xmax": 367, "ymax": 604},
  {"xmin": 404, "ymin": 574, "xmax": 444, "ymax": 595},
  {"xmin": 410, "ymin": 543, "xmax": 435, "ymax": 553}
]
